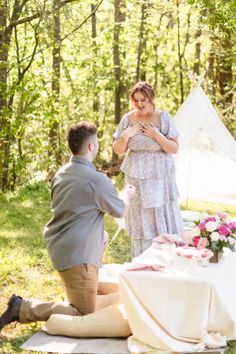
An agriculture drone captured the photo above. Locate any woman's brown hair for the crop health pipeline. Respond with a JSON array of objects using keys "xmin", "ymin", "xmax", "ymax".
[{"xmin": 130, "ymin": 81, "xmax": 155, "ymax": 107}]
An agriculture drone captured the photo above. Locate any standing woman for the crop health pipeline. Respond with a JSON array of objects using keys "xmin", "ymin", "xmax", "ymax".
[{"xmin": 113, "ymin": 81, "xmax": 183, "ymax": 257}]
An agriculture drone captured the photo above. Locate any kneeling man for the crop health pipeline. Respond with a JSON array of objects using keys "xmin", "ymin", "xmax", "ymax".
[{"xmin": 0, "ymin": 122, "xmax": 130, "ymax": 337}]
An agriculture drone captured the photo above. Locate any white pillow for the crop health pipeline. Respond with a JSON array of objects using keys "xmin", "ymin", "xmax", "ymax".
[{"xmin": 44, "ymin": 304, "xmax": 131, "ymax": 338}]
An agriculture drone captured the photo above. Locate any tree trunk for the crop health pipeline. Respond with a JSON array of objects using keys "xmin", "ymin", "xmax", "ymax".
[
  {"xmin": 113, "ymin": 0, "xmax": 125, "ymax": 125},
  {"xmin": 0, "ymin": 1, "xmax": 11, "ymax": 190},
  {"xmin": 176, "ymin": 3, "xmax": 184, "ymax": 103},
  {"xmin": 113, "ymin": 0, "xmax": 126, "ymax": 163},
  {"xmin": 207, "ymin": 36, "xmax": 217, "ymax": 102},
  {"xmin": 153, "ymin": 13, "xmax": 165, "ymax": 91},
  {"xmin": 193, "ymin": 29, "xmax": 201, "ymax": 75},
  {"xmin": 217, "ymin": 35, "xmax": 233, "ymax": 106},
  {"xmin": 216, "ymin": 34, "xmax": 234, "ymax": 132},
  {"xmin": 136, "ymin": 2, "xmax": 148, "ymax": 82},
  {"xmin": 91, "ymin": 3, "xmax": 99, "ymax": 114},
  {"xmin": 48, "ymin": 0, "xmax": 61, "ymax": 173}
]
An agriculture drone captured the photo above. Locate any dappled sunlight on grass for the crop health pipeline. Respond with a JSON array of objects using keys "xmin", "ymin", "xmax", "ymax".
[
  {"xmin": 0, "ymin": 230, "xmax": 26, "ymax": 238},
  {"xmin": 18, "ymin": 199, "xmax": 35, "ymax": 208},
  {"xmin": 0, "ymin": 234, "xmax": 45, "ymax": 260}
]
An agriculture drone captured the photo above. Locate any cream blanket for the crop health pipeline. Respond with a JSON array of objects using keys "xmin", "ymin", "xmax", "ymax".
[{"xmin": 44, "ymin": 250, "xmax": 236, "ymax": 353}]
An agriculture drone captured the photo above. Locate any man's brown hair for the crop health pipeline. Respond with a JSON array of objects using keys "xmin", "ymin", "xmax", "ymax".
[{"xmin": 67, "ymin": 122, "xmax": 97, "ymax": 155}]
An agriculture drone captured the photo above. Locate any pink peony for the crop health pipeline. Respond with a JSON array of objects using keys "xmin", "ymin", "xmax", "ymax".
[
  {"xmin": 197, "ymin": 237, "xmax": 209, "ymax": 249},
  {"xmin": 228, "ymin": 221, "xmax": 236, "ymax": 231},
  {"xmin": 192, "ymin": 236, "xmax": 200, "ymax": 247},
  {"xmin": 218, "ymin": 224, "xmax": 231, "ymax": 236},
  {"xmin": 199, "ymin": 222, "xmax": 206, "ymax": 231},
  {"xmin": 206, "ymin": 216, "xmax": 216, "ymax": 222},
  {"xmin": 217, "ymin": 211, "xmax": 228, "ymax": 220}
]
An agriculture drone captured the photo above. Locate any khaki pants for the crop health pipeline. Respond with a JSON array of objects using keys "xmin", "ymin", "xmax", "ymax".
[{"xmin": 19, "ymin": 264, "xmax": 120, "ymax": 323}]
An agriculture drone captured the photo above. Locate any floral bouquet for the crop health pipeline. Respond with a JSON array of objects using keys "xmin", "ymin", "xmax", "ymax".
[{"xmin": 191, "ymin": 211, "xmax": 236, "ymax": 252}]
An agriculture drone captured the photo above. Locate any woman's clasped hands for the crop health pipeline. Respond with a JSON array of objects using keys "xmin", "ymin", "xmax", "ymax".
[
  {"xmin": 123, "ymin": 122, "xmax": 159, "ymax": 140},
  {"xmin": 122, "ymin": 122, "xmax": 143, "ymax": 139},
  {"xmin": 141, "ymin": 123, "xmax": 159, "ymax": 139}
]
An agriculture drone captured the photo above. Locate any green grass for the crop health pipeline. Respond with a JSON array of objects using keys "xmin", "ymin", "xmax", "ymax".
[
  {"xmin": 181, "ymin": 199, "xmax": 236, "ymax": 216},
  {"xmin": 0, "ymin": 182, "xmax": 235, "ymax": 353}
]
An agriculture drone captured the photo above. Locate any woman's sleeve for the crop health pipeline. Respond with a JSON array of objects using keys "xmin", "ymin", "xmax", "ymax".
[
  {"xmin": 161, "ymin": 112, "xmax": 179, "ymax": 139},
  {"xmin": 113, "ymin": 114, "xmax": 129, "ymax": 139}
]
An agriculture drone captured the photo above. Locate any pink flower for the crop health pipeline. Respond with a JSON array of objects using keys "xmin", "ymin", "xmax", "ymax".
[
  {"xmin": 199, "ymin": 222, "xmax": 206, "ymax": 231},
  {"xmin": 201, "ymin": 249, "xmax": 213, "ymax": 258},
  {"xmin": 197, "ymin": 237, "xmax": 209, "ymax": 249},
  {"xmin": 228, "ymin": 221, "xmax": 236, "ymax": 231},
  {"xmin": 217, "ymin": 211, "xmax": 228, "ymax": 220},
  {"xmin": 192, "ymin": 236, "xmax": 200, "ymax": 247},
  {"xmin": 218, "ymin": 224, "xmax": 231, "ymax": 236},
  {"xmin": 206, "ymin": 216, "xmax": 216, "ymax": 222}
]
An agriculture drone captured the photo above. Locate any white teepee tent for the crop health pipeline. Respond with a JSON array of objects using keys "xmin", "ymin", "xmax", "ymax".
[{"xmin": 174, "ymin": 73, "xmax": 236, "ymax": 206}]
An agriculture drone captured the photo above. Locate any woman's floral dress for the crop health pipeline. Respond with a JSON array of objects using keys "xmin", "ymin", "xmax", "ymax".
[{"xmin": 114, "ymin": 111, "xmax": 183, "ymax": 257}]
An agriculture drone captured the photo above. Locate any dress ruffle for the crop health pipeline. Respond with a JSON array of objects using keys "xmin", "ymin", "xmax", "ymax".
[
  {"xmin": 124, "ymin": 175, "xmax": 182, "ymax": 242},
  {"xmin": 139, "ymin": 175, "xmax": 179, "ymax": 208}
]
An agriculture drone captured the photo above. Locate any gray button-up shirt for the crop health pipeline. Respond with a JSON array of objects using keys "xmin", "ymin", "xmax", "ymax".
[{"xmin": 44, "ymin": 156, "xmax": 125, "ymax": 271}]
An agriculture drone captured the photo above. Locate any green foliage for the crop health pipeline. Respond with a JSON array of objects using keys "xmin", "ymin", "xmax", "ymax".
[
  {"xmin": 225, "ymin": 341, "xmax": 236, "ymax": 354},
  {"xmin": 0, "ymin": 0, "xmax": 235, "ymax": 189},
  {"xmin": 188, "ymin": 0, "xmax": 236, "ymax": 34}
]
